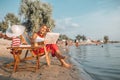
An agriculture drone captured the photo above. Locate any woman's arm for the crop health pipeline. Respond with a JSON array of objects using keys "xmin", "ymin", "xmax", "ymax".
[
  {"xmin": 31, "ymin": 33, "xmax": 37, "ymax": 46},
  {"xmin": 32, "ymin": 33, "xmax": 37, "ymax": 40}
]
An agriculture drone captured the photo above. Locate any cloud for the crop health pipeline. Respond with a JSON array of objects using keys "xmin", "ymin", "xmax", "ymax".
[
  {"xmin": 78, "ymin": 8, "xmax": 120, "ymax": 39},
  {"xmin": 54, "ymin": 7, "xmax": 120, "ymax": 40},
  {"xmin": 53, "ymin": 18, "xmax": 81, "ymax": 39}
]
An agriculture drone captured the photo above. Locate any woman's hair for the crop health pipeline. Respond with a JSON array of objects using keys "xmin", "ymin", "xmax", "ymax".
[
  {"xmin": 46, "ymin": 27, "xmax": 50, "ymax": 32},
  {"xmin": 40, "ymin": 24, "xmax": 50, "ymax": 32},
  {"xmin": 41, "ymin": 24, "xmax": 47, "ymax": 28}
]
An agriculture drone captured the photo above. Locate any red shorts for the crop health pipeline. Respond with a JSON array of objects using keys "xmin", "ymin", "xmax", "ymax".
[{"xmin": 33, "ymin": 44, "xmax": 59, "ymax": 57}]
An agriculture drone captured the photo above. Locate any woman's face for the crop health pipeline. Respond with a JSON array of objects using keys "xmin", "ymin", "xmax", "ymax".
[{"xmin": 39, "ymin": 25, "xmax": 47, "ymax": 34}]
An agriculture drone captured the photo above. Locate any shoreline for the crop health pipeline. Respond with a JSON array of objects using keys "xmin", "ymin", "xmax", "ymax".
[{"xmin": 0, "ymin": 38, "xmax": 85, "ymax": 80}]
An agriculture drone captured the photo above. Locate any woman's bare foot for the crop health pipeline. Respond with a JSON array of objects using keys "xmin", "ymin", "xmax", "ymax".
[
  {"xmin": 61, "ymin": 62, "xmax": 72, "ymax": 68},
  {"xmin": 63, "ymin": 63, "xmax": 71, "ymax": 68},
  {"xmin": 59, "ymin": 58, "xmax": 71, "ymax": 68}
]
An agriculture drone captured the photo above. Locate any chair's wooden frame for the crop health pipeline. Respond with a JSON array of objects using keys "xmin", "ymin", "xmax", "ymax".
[
  {"xmin": 20, "ymin": 33, "xmax": 50, "ymax": 66},
  {"xmin": 6, "ymin": 32, "xmax": 50, "ymax": 72}
]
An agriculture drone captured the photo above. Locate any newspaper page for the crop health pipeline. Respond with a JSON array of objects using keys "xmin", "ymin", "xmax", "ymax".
[{"xmin": 45, "ymin": 32, "xmax": 60, "ymax": 44}]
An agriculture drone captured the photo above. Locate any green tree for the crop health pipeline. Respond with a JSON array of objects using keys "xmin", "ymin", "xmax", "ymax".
[
  {"xmin": 0, "ymin": 22, "xmax": 2, "ymax": 31},
  {"xmin": 59, "ymin": 34, "xmax": 69, "ymax": 40},
  {"xmin": 75, "ymin": 34, "xmax": 81, "ymax": 41},
  {"xmin": 81, "ymin": 35, "xmax": 86, "ymax": 41},
  {"xmin": 4, "ymin": 13, "xmax": 20, "ymax": 25},
  {"xmin": 104, "ymin": 36, "xmax": 109, "ymax": 43},
  {"xmin": 0, "ymin": 13, "xmax": 20, "ymax": 32},
  {"xmin": 0, "ymin": 21, "xmax": 7, "ymax": 32},
  {"xmin": 19, "ymin": 0, "xmax": 55, "ymax": 33}
]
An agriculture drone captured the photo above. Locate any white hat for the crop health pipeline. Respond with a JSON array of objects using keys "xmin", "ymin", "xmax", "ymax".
[{"xmin": 6, "ymin": 25, "xmax": 25, "ymax": 37}]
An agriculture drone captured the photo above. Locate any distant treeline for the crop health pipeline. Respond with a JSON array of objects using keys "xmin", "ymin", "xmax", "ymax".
[{"xmin": 109, "ymin": 41, "xmax": 120, "ymax": 43}]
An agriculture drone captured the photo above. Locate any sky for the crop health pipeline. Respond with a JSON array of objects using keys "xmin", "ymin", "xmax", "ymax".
[{"xmin": 0, "ymin": 0, "xmax": 120, "ymax": 41}]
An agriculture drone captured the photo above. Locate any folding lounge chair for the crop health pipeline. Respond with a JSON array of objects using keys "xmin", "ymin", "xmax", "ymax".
[
  {"xmin": 20, "ymin": 32, "xmax": 51, "ymax": 71},
  {"xmin": 6, "ymin": 32, "xmax": 50, "ymax": 72}
]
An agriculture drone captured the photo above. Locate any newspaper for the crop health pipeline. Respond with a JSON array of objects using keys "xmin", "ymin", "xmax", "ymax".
[{"xmin": 44, "ymin": 32, "xmax": 60, "ymax": 44}]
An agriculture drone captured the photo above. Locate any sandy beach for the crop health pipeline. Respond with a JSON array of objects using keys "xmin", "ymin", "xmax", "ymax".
[{"xmin": 0, "ymin": 38, "xmax": 85, "ymax": 80}]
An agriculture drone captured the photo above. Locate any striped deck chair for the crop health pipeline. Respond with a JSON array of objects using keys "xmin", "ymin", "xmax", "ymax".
[{"xmin": 6, "ymin": 32, "xmax": 50, "ymax": 72}]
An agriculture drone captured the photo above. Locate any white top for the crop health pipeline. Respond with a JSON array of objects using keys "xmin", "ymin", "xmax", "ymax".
[{"xmin": 35, "ymin": 36, "xmax": 44, "ymax": 42}]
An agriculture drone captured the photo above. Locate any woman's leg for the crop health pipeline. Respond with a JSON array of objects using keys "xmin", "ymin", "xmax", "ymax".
[
  {"xmin": 48, "ymin": 44, "xmax": 71, "ymax": 68},
  {"xmin": 55, "ymin": 50, "xmax": 71, "ymax": 68},
  {"xmin": 54, "ymin": 51, "xmax": 65, "ymax": 59}
]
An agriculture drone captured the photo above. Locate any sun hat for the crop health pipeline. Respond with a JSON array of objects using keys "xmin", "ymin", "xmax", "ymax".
[{"xmin": 6, "ymin": 25, "xmax": 25, "ymax": 37}]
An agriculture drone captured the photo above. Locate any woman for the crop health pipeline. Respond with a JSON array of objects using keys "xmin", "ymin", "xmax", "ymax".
[{"xmin": 32, "ymin": 24, "xmax": 71, "ymax": 68}]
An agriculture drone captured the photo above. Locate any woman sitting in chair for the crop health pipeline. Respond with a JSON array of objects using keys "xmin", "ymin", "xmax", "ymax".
[{"xmin": 32, "ymin": 24, "xmax": 71, "ymax": 68}]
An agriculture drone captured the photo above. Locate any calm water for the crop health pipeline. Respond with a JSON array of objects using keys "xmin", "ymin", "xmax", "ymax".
[{"xmin": 69, "ymin": 43, "xmax": 120, "ymax": 80}]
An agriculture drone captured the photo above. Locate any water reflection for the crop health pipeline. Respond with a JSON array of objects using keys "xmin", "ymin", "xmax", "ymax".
[
  {"xmin": 69, "ymin": 43, "xmax": 120, "ymax": 80},
  {"xmin": 79, "ymin": 46, "xmax": 87, "ymax": 64},
  {"xmin": 104, "ymin": 44, "xmax": 111, "ymax": 57}
]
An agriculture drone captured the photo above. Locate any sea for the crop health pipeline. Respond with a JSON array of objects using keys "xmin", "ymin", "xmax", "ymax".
[{"xmin": 69, "ymin": 43, "xmax": 120, "ymax": 80}]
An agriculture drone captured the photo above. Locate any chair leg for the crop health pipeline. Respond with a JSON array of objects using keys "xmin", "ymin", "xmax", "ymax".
[
  {"xmin": 24, "ymin": 50, "xmax": 29, "ymax": 59},
  {"xmin": 36, "ymin": 55, "xmax": 40, "ymax": 72},
  {"xmin": 13, "ymin": 55, "xmax": 19, "ymax": 72},
  {"xmin": 13, "ymin": 50, "xmax": 21, "ymax": 72}
]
